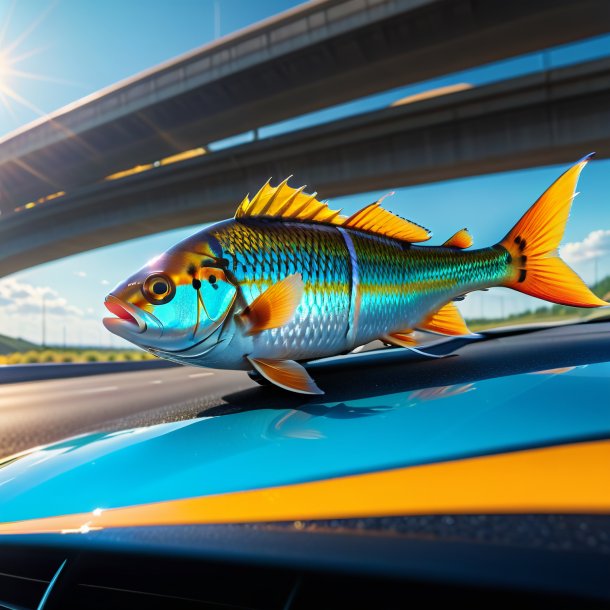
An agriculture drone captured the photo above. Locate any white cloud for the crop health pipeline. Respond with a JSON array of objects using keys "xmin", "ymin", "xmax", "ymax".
[
  {"xmin": 561, "ymin": 230, "xmax": 610, "ymax": 264},
  {"xmin": 74, "ymin": 271, "xmax": 87, "ymax": 278},
  {"xmin": 0, "ymin": 277, "xmax": 118, "ymax": 346},
  {"xmin": 100, "ymin": 279, "xmax": 110, "ymax": 285},
  {"xmin": 0, "ymin": 277, "xmax": 83, "ymax": 318}
]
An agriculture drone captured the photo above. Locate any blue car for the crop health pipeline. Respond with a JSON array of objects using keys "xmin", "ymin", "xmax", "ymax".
[{"xmin": 0, "ymin": 320, "xmax": 608, "ymax": 608}]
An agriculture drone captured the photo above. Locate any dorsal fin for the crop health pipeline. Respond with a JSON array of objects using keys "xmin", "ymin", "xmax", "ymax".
[
  {"xmin": 442, "ymin": 228, "xmax": 473, "ymax": 249},
  {"xmin": 235, "ymin": 179, "xmax": 432, "ymax": 243},
  {"xmin": 343, "ymin": 201, "xmax": 431, "ymax": 243},
  {"xmin": 418, "ymin": 302, "xmax": 470, "ymax": 336},
  {"xmin": 235, "ymin": 178, "xmax": 343, "ymax": 225}
]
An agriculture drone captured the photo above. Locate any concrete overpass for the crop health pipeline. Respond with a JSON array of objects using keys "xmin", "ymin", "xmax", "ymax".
[
  {"xmin": 0, "ymin": 0, "xmax": 609, "ymax": 212},
  {"xmin": 2, "ymin": 56, "xmax": 609, "ymax": 278}
]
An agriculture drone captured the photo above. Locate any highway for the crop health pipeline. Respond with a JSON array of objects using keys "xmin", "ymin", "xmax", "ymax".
[
  {"xmin": 0, "ymin": 365, "xmax": 257, "ymax": 460},
  {"xmin": 2, "ymin": 321, "xmax": 610, "ymax": 461}
]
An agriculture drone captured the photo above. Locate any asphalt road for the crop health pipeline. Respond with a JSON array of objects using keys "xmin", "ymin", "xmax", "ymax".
[
  {"xmin": 2, "ymin": 320, "xmax": 610, "ymax": 461},
  {"xmin": 0, "ymin": 365, "xmax": 258, "ymax": 459}
]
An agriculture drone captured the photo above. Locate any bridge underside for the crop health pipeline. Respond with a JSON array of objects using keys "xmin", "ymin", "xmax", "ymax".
[
  {"xmin": 1, "ymin": 58, "xmax": 610, "ymax": 278},
  {"xmin": 0, "ymin": 0, "xmax": 608, "ymax": 211}
]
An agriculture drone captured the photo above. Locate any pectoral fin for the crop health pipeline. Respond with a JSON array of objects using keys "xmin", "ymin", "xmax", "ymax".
[
  {"xmin": 418, "ymin": 302, "xmax": 470, "ymax": 336},
  {"xmin": 247, "ymin": 357, "xmax": 324, "ymax": 395},
  {"xmin": 240, "ymin": 273, "xmax": 304, "ymax": 335}
]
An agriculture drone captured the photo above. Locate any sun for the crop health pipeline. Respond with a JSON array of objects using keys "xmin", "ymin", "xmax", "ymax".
[{"xmin": 0, "ymin": 2, "xmax": 78, "ymax": 125}]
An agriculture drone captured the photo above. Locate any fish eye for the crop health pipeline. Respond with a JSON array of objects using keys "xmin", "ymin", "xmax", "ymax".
[
  {"xmin": 142, "ymin": 274, "xmax": 175, "ymax": 304},
  {"xmin": 152, "ymin": 281, "xmax": 168, "ymax": 295}
]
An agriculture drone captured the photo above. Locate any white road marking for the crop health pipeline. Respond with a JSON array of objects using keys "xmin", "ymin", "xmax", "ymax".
[
  {"xmin": 150, "ymin": 380, "xmax": 163, "ymax": 384},
  {"xmin": 73, "ymin": 386, "xmax": 118, "ymax": 395},
  {"xmin": 188, "ymin": 372, "xmax": 214, "ymax": 378}
]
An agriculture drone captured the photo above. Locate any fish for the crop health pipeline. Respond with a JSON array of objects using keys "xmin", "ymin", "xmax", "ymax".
[{"xmin": 103, "ymin": 154, "xmax": 607, "ymax": 394}]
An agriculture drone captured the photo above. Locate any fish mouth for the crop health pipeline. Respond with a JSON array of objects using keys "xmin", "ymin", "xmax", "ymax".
[{"xmin": 103, "ymin": 295, "xmax": 147, "ymax": 334}]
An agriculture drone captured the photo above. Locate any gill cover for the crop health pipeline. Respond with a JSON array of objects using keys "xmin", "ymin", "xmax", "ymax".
[{"xmin": 190, "ymin": 267, "xmax": 238, "ymax": 338}]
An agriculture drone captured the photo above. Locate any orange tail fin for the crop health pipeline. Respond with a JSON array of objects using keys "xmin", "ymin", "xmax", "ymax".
[{"xmin": 500, "ymin": 154, "xmax": 607, "ymax": 308}]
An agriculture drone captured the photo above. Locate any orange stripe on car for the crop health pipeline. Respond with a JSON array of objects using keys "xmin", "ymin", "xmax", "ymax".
[{"xmin": 1, "ymin": 439, "xmax": 608, "ymax": 535}]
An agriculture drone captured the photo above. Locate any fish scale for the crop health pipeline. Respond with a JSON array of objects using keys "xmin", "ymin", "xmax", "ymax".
[
  {"xmin": 213, "ymin": 219, "xmax": 510, "ymax": 358},
  {"xmin": 214, "ymin": 220, "xmax": 352, "ymax": 360},
  {"xmin": 349, "ymin": 230, "xmax": 412, "ymax": 343},
  {"xmin": 404, "ymin": 246, "xmax": 512, "ymax": 325}
]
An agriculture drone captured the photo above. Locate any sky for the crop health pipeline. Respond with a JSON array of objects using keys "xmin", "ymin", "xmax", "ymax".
[{"xmin": 0, "ymin": 0, "xmax": 609, "ymax": 347}]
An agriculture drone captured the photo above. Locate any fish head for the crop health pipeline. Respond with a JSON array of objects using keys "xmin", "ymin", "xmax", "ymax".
[{"xmin": 103, "ymin": 227, "xmax": 238, "ymax": 359}]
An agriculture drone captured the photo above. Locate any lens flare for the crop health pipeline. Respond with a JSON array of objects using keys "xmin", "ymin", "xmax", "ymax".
[{"xmin": 0, "ymin": 2, "xmax": 82, "ymax": 126}]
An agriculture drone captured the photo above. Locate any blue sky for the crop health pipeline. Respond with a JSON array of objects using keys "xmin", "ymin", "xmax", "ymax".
[{"xmin": 0, "ymin": 0, "xmax": 609, "ymax": 346}]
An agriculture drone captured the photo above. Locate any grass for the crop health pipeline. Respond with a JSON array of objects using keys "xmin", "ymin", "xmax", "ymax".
[
  {"xmin": 0, "ymin": 333, "xmax": 39, "ymax": 355},
  {"xmin": 468, "ymin": 310, "xmax": 582, "ymax": 331},
  {"xmin": 0, "ymin": 332, "xmax": 157, "ymax": 365},
  {"xmin": 0, "ymin": 349, "xmax": 157, "ymax": 365}
]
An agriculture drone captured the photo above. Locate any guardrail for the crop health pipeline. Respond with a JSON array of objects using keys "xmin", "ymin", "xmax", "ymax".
[{"xmin": 0, "ymin": 359, "xmax": 179, "ymax": 385}]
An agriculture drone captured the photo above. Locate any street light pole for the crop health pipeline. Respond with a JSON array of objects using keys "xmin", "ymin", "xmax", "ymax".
[
  {"xmin": 41, "ymin": 293, "xmax": 46, "ymax": 348},
  {"xmin": 214, "ymin": 0, "xmax": 220, "ymax": 38}
]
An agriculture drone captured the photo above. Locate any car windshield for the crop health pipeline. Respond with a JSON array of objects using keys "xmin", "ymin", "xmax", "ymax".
[
  {"xmin": 0, "ymin": 0, "xmax": 609, "ymax": 577},
  {"xmin": 0, "ymin": 4, "xmax": 608, "ymax": 368}
]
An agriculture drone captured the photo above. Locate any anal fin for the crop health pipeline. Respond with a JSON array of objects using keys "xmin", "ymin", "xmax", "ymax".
[
  {"xmin": 382, "ymin": 329, "xmax": 417, "ymax": 348},
  {"xmin": 247, "ymin": 356, "xmax": 323, "ymax": 395},
  {"xmin": 419, "ymin": 302, "xmax": 470, "ymax": 336}
]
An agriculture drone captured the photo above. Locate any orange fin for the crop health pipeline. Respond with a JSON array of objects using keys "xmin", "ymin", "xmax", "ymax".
[
  {"xmin": 343, "ymin": 200, "xmax": 431, "ymax": 243},
  {"xmin": 240, "ymin": 273, "xmax": 304, "ymax": 335},
  {"xmin": 247, "ymin": 357, "xmax": 323, "ymax": 395},
  {"xmin": 500, "ymin": 154, "xmax": 607, "ymax": 307},
  {"xmin": 235, "ymin": 178, "xmax": 343, "ymax": 224},
  {"xmin": 419, "ymin": 302, "xmax": 470, "ymax": 336},
  {"xmin": 235, "ymin": 178, "xmax": 431, "ymax": 243},
  {"xmin": 442, "ymin": 228, "xmax": 473, "ymax": 249},
  {"xmin": 382, "ymin": 329, "xmax": 418, "ymax": 348}
]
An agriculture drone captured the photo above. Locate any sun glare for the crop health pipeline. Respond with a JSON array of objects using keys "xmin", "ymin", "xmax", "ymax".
[
  {"xmin": 0, "ymin": 2, "xmax": 75, "ymax": 126},
  {"xmin": 0, "ymin": 53, "xmax": 9, "ymax": 83}
]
